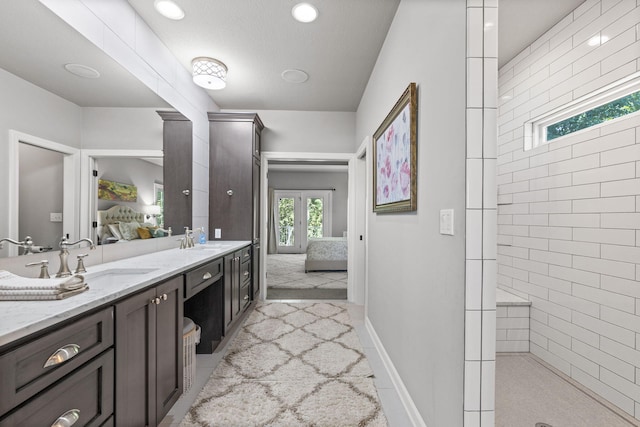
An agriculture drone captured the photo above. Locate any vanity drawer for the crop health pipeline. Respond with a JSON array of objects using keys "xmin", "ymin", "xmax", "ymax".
[
  {"xmin": 241, "ymin": 246, "xmax": 251, "ymax": 263},
  {"xmin": 0, "ymin": 307, "xmax": 114, "ymax": 416},
  {"xmin": 185, "ymin": 258, "xmax": 223, "ymax": 300},
  {"xmin": 240, "ymin": 259, "xmax": 251, "ymax": 285},
  {"xmin": 240, "ymin": 283, "xmax": 251, "ymax": 311},
  {"xmin": 0, "ymin": 349, "xmax": 114, "ymax": 427}
]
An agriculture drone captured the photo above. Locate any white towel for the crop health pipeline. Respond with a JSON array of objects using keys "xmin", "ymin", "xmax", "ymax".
[
  {"xmin": 0, "ymin": 285, "xmax": 89, "ymax": 301},
  {"xmin": 0, "ymin": 270, "xmax": 86, "ymax": 291}
]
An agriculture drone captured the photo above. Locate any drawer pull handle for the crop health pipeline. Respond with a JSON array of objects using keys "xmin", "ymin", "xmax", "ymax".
[
  {"xmin": 243, "ymin": 271, "xmax": 250, "ymax": 277},
  {"xmin": 161, "ymin": 293, "xmax": 168, "ymax": 301},
  {"xmin": 243, "ymin": 295, "xmax": 249, "ymax": 301},
  {"xmin": 244, "ymin": 253, "xmax": 250, "ymax": 258},
  {"xmin": 150, "ymin": 297, "xmax": 161, "ymax": 305},
  {"xmin": 51, "ymin": 409, "xmax": 80, "ymax": 427},
  {"xmin": 202, "ymin": 272, "xmax": 212, "ymax": 280},
  {"xmin": 44, "ymin": 344, "xmax": 80, "ymax": 368}
]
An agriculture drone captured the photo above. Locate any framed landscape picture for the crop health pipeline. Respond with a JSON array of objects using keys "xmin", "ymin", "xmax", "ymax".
[
  {"xmin": 372, "ymin": 82, "xmax": 417, "ymax": 213},
  {"xmin": 98, "ymin": 179, "xmax": 138, "ymax": 202}
]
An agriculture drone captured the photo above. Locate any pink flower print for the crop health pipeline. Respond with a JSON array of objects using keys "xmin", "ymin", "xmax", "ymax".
[
  {"xmin": 391, "ymin": 172, "xmax": 398, "ymax": 193},
  {"xmin": 385, "ymin": 156, "xmax": 391, "ymax": 178},
  {"xmin": 400, "ymin": 161, "xmax": 410, "ymax": 197},
  {"xmin": 383, "ymin": 185, "xmax": 389, "ymax": 199},
  {"xmin": 385, "ymin": 125, "xmax": 394, "ymax": 151}
]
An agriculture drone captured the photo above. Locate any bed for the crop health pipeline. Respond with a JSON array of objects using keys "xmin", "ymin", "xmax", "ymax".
[
  {"xmin": 97, "ymin": 205, "xmax": 164, "ymax": 244},
  {"xmin": 304, "ymin": 237, "xmax": 348, "ymax": 272}
]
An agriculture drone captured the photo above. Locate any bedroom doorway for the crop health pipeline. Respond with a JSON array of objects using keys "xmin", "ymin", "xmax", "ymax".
[
  {"xmin": 263, "ymin": 158, "xmax": 350, "ymax": 301},
  {"xmin": 274, "ymin": 189, "xmax": 332, "ymax": 254}
]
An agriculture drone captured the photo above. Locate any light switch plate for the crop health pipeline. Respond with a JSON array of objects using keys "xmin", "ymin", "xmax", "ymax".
[
  {"xmin": 50, "ymin": 212, "xmax": 63, "ymax": 222},
  {"xmin": 440, "ymin": 209, "xmax": 454, "ymax": 235},
  {"xmin": 214, "ymin": 228, "xmax": 221, "ymax": 239}
]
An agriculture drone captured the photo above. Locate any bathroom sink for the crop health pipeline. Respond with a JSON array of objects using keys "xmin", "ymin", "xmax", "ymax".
[{"xmin": 83, "ymin": 268, "xmax": 159, "ymax": 285}]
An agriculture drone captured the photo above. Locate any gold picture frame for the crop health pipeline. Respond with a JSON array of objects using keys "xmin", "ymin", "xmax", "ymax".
[{"xmin": 372, "ymin": 82, "xmax": 417, "ymax": 213}]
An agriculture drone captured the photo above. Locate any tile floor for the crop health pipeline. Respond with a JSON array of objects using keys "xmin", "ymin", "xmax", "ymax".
[
  {"xmin": 159, "ymin": 301, "xmax": 412, "ymax": 427},
  {"xmin": 496, "ymin": 353, "xmax": 640, "ymax": 427}
]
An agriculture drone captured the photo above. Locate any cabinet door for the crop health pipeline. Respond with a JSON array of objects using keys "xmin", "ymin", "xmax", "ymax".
[
  {"xmin": 115, "ymin": 287, "xmax": 157, "ymax": 427},
  {"xmin": 154, "ymin": 277, "xmax": 183, "ymax": 422},
  {"xmin": 252, "ymin": 243, "xmax": 260, "ymax": 299},
  {"xmin": 252, "ymin": 157, "xmax": 260, "ymax": 244},
  {"xmin": 223, "ymin": 254, "xmax": 234, "ymax": 333},
  {"xmin": 209, "ymin": 121, "xmax": 253, "ymax": 240},
  {"xmin": 160, "ymin": 112, "xmax": 193, "ymax": 233}
]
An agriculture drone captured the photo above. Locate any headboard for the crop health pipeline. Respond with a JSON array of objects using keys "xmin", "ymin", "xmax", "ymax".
[{"xmin": 97, "ymin": 205, "xmax": 146, "ymax": 243}]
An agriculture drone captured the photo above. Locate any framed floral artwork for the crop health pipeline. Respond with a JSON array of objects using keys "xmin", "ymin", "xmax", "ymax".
[{"xmin": 372, "ymin": 82, "xmax": 417, "ymax": 213}]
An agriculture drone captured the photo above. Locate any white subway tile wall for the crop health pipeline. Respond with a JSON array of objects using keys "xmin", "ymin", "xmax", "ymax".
[
  {"xmin": 497, "ymin": 0, "xmax": 640, "ymax": 421},
  {"xmin": 465, "ymin": 1, "xmax": 498, "ymax": 425}
]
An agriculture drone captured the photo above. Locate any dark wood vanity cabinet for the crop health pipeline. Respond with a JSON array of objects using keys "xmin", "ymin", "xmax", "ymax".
[
  {"xmin": 224, "ymin": 246, "xmax": 252, "ymax": 335},
  {"xmin": 115, "ymin": 276, "xmax": 183, "ymax": 427},
  {"xmin": 0, "ymin": 308, "xmax": 115, "ymax": 426},
  {"xmin": 208, "ymin": 112, "xmax": 263, "ymax": 243},
  {"xmin": 158, "ymin": 111, "xmax": 193, "ymax": 233}
]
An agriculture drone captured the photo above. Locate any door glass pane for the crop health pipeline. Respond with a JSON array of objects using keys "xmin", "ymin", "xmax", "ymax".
[
  {"xmin": 307, "ymin": 197, "xmax": 323, "ymax": 238},
  {"xmin": 278, "ymin": 197, "xmax": 295, "ymax": 246}
]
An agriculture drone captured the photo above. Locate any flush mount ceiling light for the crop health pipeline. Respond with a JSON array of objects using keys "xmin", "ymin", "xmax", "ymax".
[
  {"xmin": 292, "ymin": 3, "xmax": 318, "ymax": 23},
  {"xmin": 64, "ymin": 63, "xmax": 100, "ymax": 79},
  {"xmin": 281, "ymin": 69, "xmax": 309, "ymax": 83},
  {"xmin": 192, "ymin": 57, "xmax": 227, "ymax": 90},
  {"xmin": 154, "ymin": 0, "xmax": 185, "ymax": 20}
]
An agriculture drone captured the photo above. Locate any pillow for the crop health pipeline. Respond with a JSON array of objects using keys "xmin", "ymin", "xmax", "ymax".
[
  {"xmin": 107, "ymin": 223, "xmax": 123, "ymax": 240},
  {"xmin": 152, "ymin": 228, "xmax": 166, "ymax": 238},
  {"xmin": 137, "ymin": 227, "xmax": 152, "ymax": 239},
  {"xmin": 119, "ymin": 221, "xmax": 141, "ymax": 240}
]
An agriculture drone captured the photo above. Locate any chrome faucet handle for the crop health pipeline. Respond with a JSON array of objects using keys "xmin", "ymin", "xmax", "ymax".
[
  {"xmin": 177, "ymin": 238, "xmax": 186, "ymax": 249},
  {"xmin": 75, "ymin": 254, "xmax": 89, "ymax": 274},
  {"xmin": 26, "ymin": 260, "xmax": 51, "ymax": 279}
]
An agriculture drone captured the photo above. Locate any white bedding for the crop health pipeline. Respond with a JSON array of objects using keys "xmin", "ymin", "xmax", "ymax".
[{"xmin": 306, "ymin": 237, "xmax": 348, "ymax": 261}]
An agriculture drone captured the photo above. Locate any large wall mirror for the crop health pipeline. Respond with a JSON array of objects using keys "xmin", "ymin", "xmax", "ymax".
[{"xmin": 0, "ymin": 1, "xmax": 179, "ymax": 257}]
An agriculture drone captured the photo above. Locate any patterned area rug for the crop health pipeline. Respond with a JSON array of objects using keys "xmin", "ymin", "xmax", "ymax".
[
  {"xmin": 267, "ymin": 254, "xmax": 347, "ymax": 290},
  {"xmin": 180, "ymin": 302, "xmax": 387, "ymax": 426}
]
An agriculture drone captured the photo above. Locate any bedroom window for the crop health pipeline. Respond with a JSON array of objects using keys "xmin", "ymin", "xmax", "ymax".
[
  {"xmin": 525, "ymin": 73, "xmax": 640, "ymax": 150},
  {"xmin": 274, "ymin": 190, "xmax": 332, "ymax": 253}
]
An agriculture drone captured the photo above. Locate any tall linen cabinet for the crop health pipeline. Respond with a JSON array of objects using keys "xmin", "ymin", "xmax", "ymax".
[{"xmin": 208, "ymin": 112, "xmax": 263, "ymax": 299}]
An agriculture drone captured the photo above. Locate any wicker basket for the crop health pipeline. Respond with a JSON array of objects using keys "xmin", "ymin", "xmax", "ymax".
[{"xmin": 183, "ymin": 317, "xmax": 201, "ymax": 392}]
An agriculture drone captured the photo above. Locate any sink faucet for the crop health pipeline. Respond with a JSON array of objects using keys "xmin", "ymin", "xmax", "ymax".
[
  {"xmin": 0, "ymin": 236, "xmax": 34, "ymax": 255},
  {"xmin": 184, "ymin": 227, "xmax": 195, "ymax": 248},
  {"xmin": 56, "ymin": 237, "xmax": 95, "ymax": 278}
]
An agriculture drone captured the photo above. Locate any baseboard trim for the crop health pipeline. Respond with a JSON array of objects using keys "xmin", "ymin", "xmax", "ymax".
[{"xmin": 365, "ymin": 317, "xmax": 427, "ymax": 427}]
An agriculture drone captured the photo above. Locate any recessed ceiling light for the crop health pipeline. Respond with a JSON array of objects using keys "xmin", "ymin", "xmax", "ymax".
[
  {"xmin": 154, "ymin": 0, "xmax": 185, "ymax": 20},
  {"xmin": 281, "ymin": 69, "xmax": 309, "ymax": 83},
  {"xmin": 292, "ymin": 3, "xmax": 318, "ymax": 23},
  {"xmin": 500, "ymin": 94, "xmax": 512, "ymax": 101},
  {"xmin": 64, "ymin": 63, "xmax": 100, "ymax": 79}
]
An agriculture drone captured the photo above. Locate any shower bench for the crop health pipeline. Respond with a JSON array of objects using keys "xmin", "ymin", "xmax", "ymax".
[{"xmin": 496, "ymin": 288, "xmax": 531, "ymax": 353}]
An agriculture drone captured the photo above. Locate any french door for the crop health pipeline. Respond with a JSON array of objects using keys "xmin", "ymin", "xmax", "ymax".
[{"xmin": 275, "ymin": 190, "xmax": 332, "ymax": 253}]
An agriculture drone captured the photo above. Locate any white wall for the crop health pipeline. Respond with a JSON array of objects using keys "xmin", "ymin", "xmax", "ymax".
[
  {"xmin": 497, "ymin": 0, "xmax": 640, "ymax": 421},
  {"xmin": 268, "ymin": 170, "xmax": 348, "ymax": 237},
  {"xmin": 356, "ymin": 0, "xmax": 467, "ymax": 425},
  {"xmin": 0, "ymin": 68, "xmax": 82, "ymax": 253},
  {"xmin": 231, "ymin": 109, "xmax": 356, "ymax": 153},
  {"xmin": 81, "ymin": 107, "xmax": 162, "ymax": 150}
]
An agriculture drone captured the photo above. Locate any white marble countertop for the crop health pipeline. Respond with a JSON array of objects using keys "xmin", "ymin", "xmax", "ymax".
[{"xmin": 0, "ymin": 241, "xmax": 251, "ymax": 348}]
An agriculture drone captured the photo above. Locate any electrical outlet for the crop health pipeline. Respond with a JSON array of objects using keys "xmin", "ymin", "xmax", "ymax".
[
  {"xmin": 214, "ymin": 228, "xmax": 221, "ymax": 239},
  {"xmin": 50, "ymin": 212, "xmax": 63, "ymax": 222}
]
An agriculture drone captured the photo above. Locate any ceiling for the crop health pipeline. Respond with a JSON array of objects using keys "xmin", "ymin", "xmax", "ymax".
[{"xmin": 1, "ymin": 0, "xmax": 585, "ymax": 111}]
